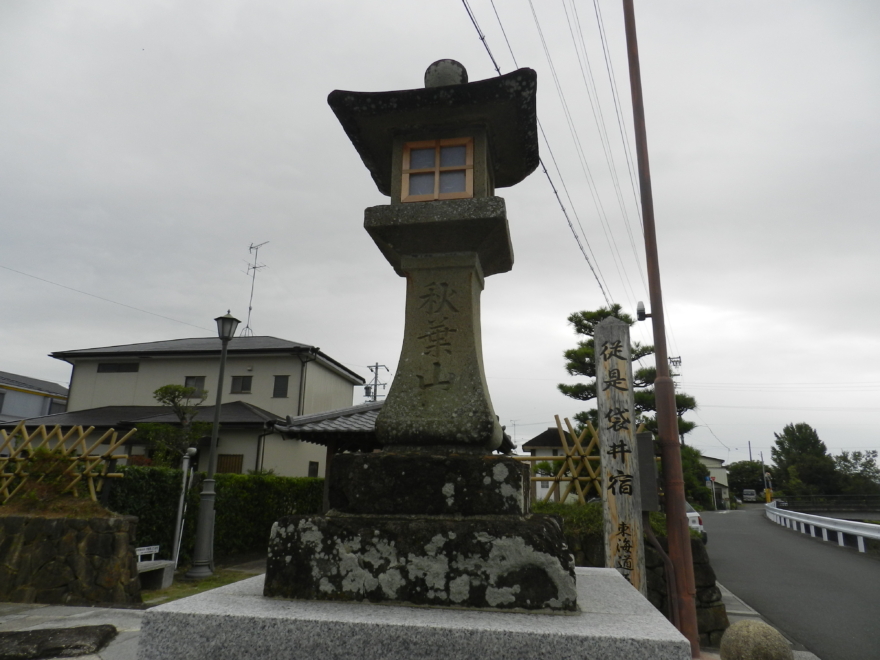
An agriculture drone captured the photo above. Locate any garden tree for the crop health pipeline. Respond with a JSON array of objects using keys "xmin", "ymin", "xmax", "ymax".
[
  {"xmin": 138, "ymin": 385, "xmax": 210, "ymax": 468},
  {"xmin": 770, "ymin": 423, "xmax": 838, "ymax": 497},
  {"xmin": 727, "ymin": 460, "xmax": 766, "ymax": 497},
  {"xmin": 680, "ymin": 445, "xmax": 712, "ymax": 509},
  {"xmin": 834, "ymin": 450, "xmax": 880, "ymax": 495},
  {"xmin": 558, "ymin": 304, "xmax": 697, "ymax": 437}
]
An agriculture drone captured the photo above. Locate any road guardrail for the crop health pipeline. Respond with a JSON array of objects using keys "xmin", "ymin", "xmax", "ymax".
[{"xmin": 765, "ymin": 501, "xmax": 880, "ymax": 553}]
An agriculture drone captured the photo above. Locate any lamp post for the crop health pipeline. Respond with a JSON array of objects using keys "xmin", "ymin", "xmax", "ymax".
[{"xmin": 185, "ymin": 311, "xmax": 240, "ymax": 579}]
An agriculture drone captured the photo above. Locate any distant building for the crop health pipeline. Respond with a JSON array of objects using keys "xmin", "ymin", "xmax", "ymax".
[
  {"xmin": 2, "ymin": 337, "xmax": 364, "ymax": 478},
  {"xmin": 0, "ymin": 371, "xmax": 68, "ymax": 423},
  {"xmin": 521, "ymin": 427, "xmax": 573, "ymax": 502},
  {"xmin": 699, "ymin": 455, "xmax": 730, "ymax": 508}
]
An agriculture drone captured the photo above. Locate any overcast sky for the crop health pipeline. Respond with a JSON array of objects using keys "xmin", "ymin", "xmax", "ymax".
[{"xmin": 2, "ymin": 1, "xmax": 878, "ymax": 466}]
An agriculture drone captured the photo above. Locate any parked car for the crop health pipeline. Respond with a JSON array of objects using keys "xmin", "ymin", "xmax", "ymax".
[{"xmin": 685, "ymin": 502, "xmax": 708, "ymax": 544}]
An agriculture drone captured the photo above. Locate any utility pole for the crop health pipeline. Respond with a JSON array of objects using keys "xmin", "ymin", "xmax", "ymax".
[
  {"xmin": 621, "ymin": 2, "xmax": 699, "ymax": 655},
  {"xmin": 365, "ymin": 363, "xmax": 389, "ymax": 402},
  {"xmin": 749, "ymin": 441, "xmax": 752, "ymax": 462}
]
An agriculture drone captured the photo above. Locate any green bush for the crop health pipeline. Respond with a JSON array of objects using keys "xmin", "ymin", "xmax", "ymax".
[
  {"xmin": 106, "ymin": 467, "xmax": 323, "ymax": 563},
  {"xmin": 533, "ymin": 500, "xmax": 672, "ymax": 539}
]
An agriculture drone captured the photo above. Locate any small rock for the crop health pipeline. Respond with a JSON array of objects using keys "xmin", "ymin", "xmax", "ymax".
[
  {"xmin": 0, "ymin": 625, "xmax": 117, "ymax": 660},
  {"xmin": 720, "ymin": 620, "xmax": 793, "ymax": 660}
]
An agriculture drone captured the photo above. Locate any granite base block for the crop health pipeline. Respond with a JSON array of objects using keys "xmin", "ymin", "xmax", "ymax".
[
  {"xmin": 264, "ymin": 513, "xmax": 577, "ymax": 611},
  {"xmin": 139, "ymin": 569, "xmax": 689, "ymax": 660}
]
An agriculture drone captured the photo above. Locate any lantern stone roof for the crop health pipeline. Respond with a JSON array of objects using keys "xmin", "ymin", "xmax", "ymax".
[{"xmin": 328, "ymin": 67, "xmax": 539, "ymax": 196}]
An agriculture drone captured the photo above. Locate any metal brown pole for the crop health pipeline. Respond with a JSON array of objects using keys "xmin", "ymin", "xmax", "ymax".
[{"xmin": 621, "ymin": 1, "xmax": 700, "ymax": 655}]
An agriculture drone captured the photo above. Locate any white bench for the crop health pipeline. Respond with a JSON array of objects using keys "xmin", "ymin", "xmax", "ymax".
[{"xmin": 136, "ymin": 545, "xmax": 175, "ymax": 590}]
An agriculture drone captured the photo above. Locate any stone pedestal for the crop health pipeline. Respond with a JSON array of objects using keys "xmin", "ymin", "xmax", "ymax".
[
  {"xmin": 265, "ymin": 452, "xmax": 578, "ymax": 612},
  {"xmin": 140, "ymin": 570, "xmax": 691, "ymax": 660}
]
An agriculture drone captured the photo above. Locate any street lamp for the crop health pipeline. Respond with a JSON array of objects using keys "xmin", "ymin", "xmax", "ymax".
[{"xmin": 185, "ymin": 311, "xmax": 240, "ymax": 579}]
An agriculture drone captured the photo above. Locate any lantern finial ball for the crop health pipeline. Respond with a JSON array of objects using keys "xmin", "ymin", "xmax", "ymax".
[{"xmin": 424, "ymin": 60, "xmax": 468, "ymax": 88}]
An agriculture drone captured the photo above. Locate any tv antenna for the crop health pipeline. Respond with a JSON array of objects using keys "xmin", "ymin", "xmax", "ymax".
[{"xmin": 240, "ymin": 241, "xmax": 269, "ymax": 337}]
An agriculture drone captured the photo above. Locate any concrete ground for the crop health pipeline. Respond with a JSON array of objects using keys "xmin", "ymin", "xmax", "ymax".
[
  {"xmin": 0, "ymin": 558, "xmax": 266, "ymax": 660},
  {"xmin": 0, "ymin": 556, "xmax": 819, "ymax": 660}
]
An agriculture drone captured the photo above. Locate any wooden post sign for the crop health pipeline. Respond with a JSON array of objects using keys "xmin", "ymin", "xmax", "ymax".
[{"xmin": 595, "ymin": 317, "xmax": 646, "ymax": 595}]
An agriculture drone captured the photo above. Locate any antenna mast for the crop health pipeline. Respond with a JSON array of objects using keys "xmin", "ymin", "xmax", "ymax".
[{"xmin": 240, "ymin": 241, "xmax": 269, "ymax": 337}]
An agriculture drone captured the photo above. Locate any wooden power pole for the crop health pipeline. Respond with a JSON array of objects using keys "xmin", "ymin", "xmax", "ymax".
[{"xmin": 621, "ymin": 1, "xmax": 700, "ymax": 655}]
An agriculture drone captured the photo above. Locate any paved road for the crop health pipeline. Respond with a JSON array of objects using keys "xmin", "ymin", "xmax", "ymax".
[{"xmin": 702, "ymin": 505, "xmax": 880, "ymax": 660}]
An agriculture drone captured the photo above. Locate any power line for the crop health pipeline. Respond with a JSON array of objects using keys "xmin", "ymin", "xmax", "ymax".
[
  {"xmin": 462, "ymin": 0, "xmax": 612, "ymax": 306},
  {"xmin": 0, "ymin": 264, "xmax": 212, "ymax": 332},
  {"xmin": 526, "ymin": 0, "xmax": 638, "ymax": 309}
]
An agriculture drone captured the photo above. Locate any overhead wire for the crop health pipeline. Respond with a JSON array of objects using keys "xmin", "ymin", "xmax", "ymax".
[
  {"xmin": 0, "ymin": 264, "xmax": 213, "ymax": 332},
  {"xmin": 565, "ymin": 0, "xmax": 646, "ymax": 296},
  {"xmin": 525, "ymin": 0, "xmax": 638, "ymax": 310},
  {"xmin": 588, "ymin": 0, "xmax": 682, "ymax": 359},
  {"xmin": 463, "ymin": 0, "xmax": 613, "ymax": 306},
  {"xmin": 488, "ymin": 0, "xmax": 612, "ymax": 302}
]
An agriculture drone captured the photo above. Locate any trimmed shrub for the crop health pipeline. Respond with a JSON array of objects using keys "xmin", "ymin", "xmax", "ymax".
[{"xmin": 106, "ymin": 466, "xmax": 323, "ymax": 563}]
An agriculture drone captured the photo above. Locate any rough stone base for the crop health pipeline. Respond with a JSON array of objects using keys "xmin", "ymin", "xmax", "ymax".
[
  {"xmin": 264, "ymin": 513, "xmax": 577, "ymax": 612},
  {"xmin": 0, "ymin": 516, "xmax": 141, "ymax": 606},
  {"xmin": 140, "ymin": 570, "xmax": 690, "ymax": 660},
  {"xmin": 328, "ymin": 453, "xmax": 529, "ymax": 516}
]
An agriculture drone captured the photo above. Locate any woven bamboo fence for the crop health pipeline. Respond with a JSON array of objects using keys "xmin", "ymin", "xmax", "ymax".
[{"xmin": 0, "ymin": 421, "xmax": 133, "ymax": 504}]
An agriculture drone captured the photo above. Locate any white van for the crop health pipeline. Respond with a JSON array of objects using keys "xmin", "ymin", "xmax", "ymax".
[{"xmin": 742, "ymin": 489, "xmax": 757, "ymax": 502}]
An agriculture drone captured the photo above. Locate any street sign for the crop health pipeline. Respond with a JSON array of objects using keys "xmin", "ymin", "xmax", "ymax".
[{"xmin": 710, "ymin": 476, "xmax": 716, "ymax": 482}]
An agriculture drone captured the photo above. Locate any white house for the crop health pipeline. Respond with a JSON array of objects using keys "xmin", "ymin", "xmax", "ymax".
[
  {"xmin": 0, "ymin": 371, "xmax": 68, "ymax": 423},
  {"xmin": 3, "ymin": 337, "xmax": 364, "ymax": 478},
  {"xmin": 521, "ymin": 427, "xmax": 575, "ymax": 503},
  {"xmin": 699, "ymin": 455, "xmax": 730, "ymax": 509}
]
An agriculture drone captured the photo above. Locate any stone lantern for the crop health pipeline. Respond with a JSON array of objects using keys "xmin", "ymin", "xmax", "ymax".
[
  {"xmin": 264, "ymin": 61, "xmax": 577, "ymax": 612},
  {"xmin": 330, "ymin": 59, "xmax": 538, "ymax": 452}
]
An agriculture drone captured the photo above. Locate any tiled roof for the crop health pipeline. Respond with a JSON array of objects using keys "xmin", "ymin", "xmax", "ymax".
[
  {"xmin": 0, "ymin": 406, "xmax": 167, "ymax": 429},
  {"xmin": 520, "ymin": 427, "xmax": 570, "ymax": 450},
  {"xmin": 0, "ymin": 371, "xmax": 68, "ymax": 397},
  {"xmin": 0, "ymin": 402, "xmax": 281, "ymax": 431},
  {"xmin": 123, "ymin": 401, "xmax": 282, "ymax": 427},
  {"xmin": 51, "ymin": 336, "xmax": 314, "ymax": 357},
  {"xmin": 50, "ymin": 336, "xmax": 365, "ymax": 385},
  {"xmin": 275, "ymin": 402, "xmax": 383, "ymax": 450}
]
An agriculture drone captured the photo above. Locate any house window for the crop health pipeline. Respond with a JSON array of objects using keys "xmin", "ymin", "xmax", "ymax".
[
  {"xmin": 185, "ymin": 376, "xmax": 206, "ymax": 397},
  {"xmin": 216, "ymin": 454, "xmax": 244, "ymax": 474},
  {"xmin": 273, "ymin": 375, "xmax": 289, "ymax": 398},
  {"xmin": 0, "ymin": 392, "xmax": 5, "ymax": 413},
  {"xmin": 402, "ymin": 138, "xmax": 473, "ymax": 202},
  {"xmin": 552, "ymin": 449, "xmax": 559, "ymax": 457},
  {"xmin": 308, "ymin": 461, "xmax": 319, "ymax": 478},
  {"xmin": 541, "ymin": 480, "xmax": 549, "ymax": 489},
  {"xmin": 97, "ymin": 362, "xmax": 139, "ymax": 373},
  {"xmin": 230, "ymin": 376, "xmax": 252, "ymax": 394}
]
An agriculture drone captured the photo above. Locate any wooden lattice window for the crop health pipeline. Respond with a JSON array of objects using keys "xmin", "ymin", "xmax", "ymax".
[
  {"xmin": 216, "ymin": 454, "xmax": 243, "ymax": 474},
  {"xmin": 402, "ymin": 138, "xmax": 473, "ymax": 202}
]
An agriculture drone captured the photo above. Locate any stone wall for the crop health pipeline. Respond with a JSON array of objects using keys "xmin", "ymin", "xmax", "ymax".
[
  {"xmin": 566, "ymin": 532, "xmax": 729, "ymax": 647},
  {"xmin": 0, "ymin": 515, "xmax": 141, "ymax": 606}
]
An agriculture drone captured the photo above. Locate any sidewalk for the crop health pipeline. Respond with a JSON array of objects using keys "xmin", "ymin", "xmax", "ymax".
[
  {"xmin": 696, "ymin": 582, "xmax": 821, "ymax": 660},
  {"xmin": 0, "ymin": 564, "xmax": 820, "ymax": 660}
]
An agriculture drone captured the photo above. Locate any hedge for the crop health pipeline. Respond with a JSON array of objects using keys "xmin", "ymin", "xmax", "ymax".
[{"xmin": 106, "ymin": 467, "xmax": 323, "ymax": 563}]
